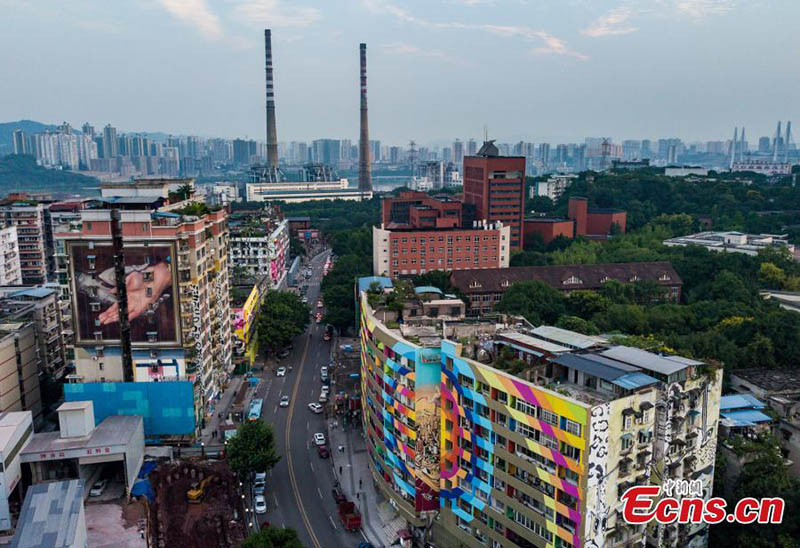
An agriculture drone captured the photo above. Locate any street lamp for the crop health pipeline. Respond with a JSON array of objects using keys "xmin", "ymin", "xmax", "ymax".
[{"xmin": 201, "ymin": 441, "xmax": 205, "ymax": 459}]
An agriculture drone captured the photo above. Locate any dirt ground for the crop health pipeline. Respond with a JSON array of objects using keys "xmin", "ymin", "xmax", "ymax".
[
  {"xmin": 149, "ymin": 461, "xmax": 246, "ymax": 548},
  {"xmin": 86, "ymin": 501, "xmax": 146, "ymax": 548}
]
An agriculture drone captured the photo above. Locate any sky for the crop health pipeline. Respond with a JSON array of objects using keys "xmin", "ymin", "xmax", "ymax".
[{"xmin": 1, "ymin": 0, "xmax": 798, "ymax": 145}]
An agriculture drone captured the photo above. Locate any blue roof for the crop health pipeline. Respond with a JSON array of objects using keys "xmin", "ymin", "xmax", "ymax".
[
  {"xmin": 720, "ymin": 394, "xmax": 765, "ymax": 411},
  {"xmin": 612, "ymin": 372, "xmax": 660, "ymax": 390},
  {"xmin": 10, "ymin": 287, "xmax": 55, "ymax": 299},
  {"xmin": 152, "ymin": 211, "xmax": 180, "ymax": 218},
  {"xmin": 720, "ymin": 409, "xmax": 772, "ymax": 427},
  {"xmin": 358, "ymin": 276, "xmax": 393, "ymax": 293},
  {"xmin": 414, "ymin": 286, "xmax": 443, "ymax": 295}
]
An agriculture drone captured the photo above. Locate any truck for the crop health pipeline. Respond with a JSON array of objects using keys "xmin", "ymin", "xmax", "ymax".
[{"xmin": 337, "ymin": 500, "xmax": 362, "ymax": 532}]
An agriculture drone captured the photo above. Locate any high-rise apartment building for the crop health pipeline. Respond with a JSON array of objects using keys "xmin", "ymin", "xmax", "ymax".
[
  {"xmin": 0, "ymin": 317, "xmax": 42, "ymax": 421},
  {"xmin": 12, "ymin": 130, "xmax": 27, "ymax": 155},
  {"xmin": 0, "ymin": 227, "xmax": 21, "ymax": 285},
  {"xmin": 102, "ymin": 124, "xmax": 118, "ymax": 159},
  {"xmin": 454, "ymin": 139, "xmax": 465, "ymax": 168},
  {"xmin": 467, "ymin": 139, "xmax": 478, "ymax": 157},
  {"xmin": 229, "ymin": 208, "xmax": 289, "ymax": 287},
  {"xmin": 358, "ymin": 281, "xmax": 723, "ymax": 548},
  {"xmin": 54, "ymin": 179, "xmax": 232, "ymax": 424},
  {"xmin": 0, "ymin": 198, "xmax": 52, "ymax": 285},
  {"xmin": 462, "ymin": 141, "xmax": 526, "ymax": 251}
]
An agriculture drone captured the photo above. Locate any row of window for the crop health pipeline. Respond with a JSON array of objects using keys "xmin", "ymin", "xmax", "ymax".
[{"xmin": 395, "ymin": 235, "xmax": 499, "ymax": 244}]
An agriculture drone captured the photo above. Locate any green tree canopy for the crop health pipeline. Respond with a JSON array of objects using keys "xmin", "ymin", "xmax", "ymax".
[
  {"xmin": 256, "ymin": 291, "xmax": 309, "ymax": 354},
  {"xmin": 242, "ymin": 527, "xmax": 304, "ymax": 548},
  {"xmin": 226, "ymin": 421, "xmax": 280, "ymax": 478},
  {"xmin": 496, "ymin": 281, "xmax": 565, "ymax": 325}
]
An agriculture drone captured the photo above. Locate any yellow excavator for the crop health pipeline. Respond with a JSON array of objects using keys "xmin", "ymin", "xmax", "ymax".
[{"xmin": 186, "ymin": 475, "xmax": 215, "ymax": 503}]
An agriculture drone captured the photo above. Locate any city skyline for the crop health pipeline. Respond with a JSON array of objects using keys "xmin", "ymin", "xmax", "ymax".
[{"xmin": 1, "ymin": 1, "xmax": 799, "ymax": 143}]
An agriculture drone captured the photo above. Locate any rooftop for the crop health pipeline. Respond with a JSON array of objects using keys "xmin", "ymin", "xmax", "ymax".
[
  {"xmin": 11, "ymin": 480, "xmax": 84, "ymax": 548},
  {"xmin": 358, "ymin": 276, "xmax": 393, "ymax": 293},
  {"xmin": 720, "ymin": 394, "xmax": 766, "ymax": 411},
  {"xmin": 719, "ymin": 409, "xmax": 773, "ymax": 428},
  {"xmin": 730, "ymin": 368, "xmax": 800, "ymax": 393},
  {"xmin": 600, "ymin": 345, "xmax": 696, "ymax": 376},
  {"xmin": 496, "ymin": 331, "xmax": 571, "ymax": 355},
  {"xmin": 21, "ymin": 415, "xmax": 142, "ymax": 457},
  {"xmin": 531, "ymin": 325, "xmax": 607, "ymax": 350},
  {"xmin": 9, "ymin": 287, "xmax": 56, "ymax": 299}
]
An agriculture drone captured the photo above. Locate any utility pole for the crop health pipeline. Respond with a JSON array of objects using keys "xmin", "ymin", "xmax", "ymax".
[{"xmin": 110, "ymin": 208, "xmax": 133, "ymax": 382}]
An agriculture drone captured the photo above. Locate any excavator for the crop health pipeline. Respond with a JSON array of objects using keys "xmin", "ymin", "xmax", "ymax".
[{"xmin": 186, "ymin": 474, "xmax": 215, "ymax": 503}]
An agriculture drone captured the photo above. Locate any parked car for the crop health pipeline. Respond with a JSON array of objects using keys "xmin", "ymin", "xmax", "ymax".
[
  {"xmin": 276, "ymin": 367, "xmax": 286, "ymax": 377},
  {"xmin": 254, "ymin": 495, "xmax": 267, "ymax": 514},
  {"xmin": 254, "ymin": 472, "xmax": 267, "ymax": 484},
  {"xmin": 313, "ymin": 432, "xmax": 326, "ymax": 446},
  {"xmin": 321, "ymin": 385, "xmax": 330, "ymax": 395},
  {"xmin": 307, "ymin": 403, "xmax": 323, "ymax": 414},
  {"xmin": 277, "ymin": 349, "xmax": 291, "ymax": 359},
  {"xmin": 301, "ymin": 296, "xmax": 308, "ymax": 304},
  {"xmin": 318, "ymin": 393, "xmax": 328, "ymax": 403},
  {"xmin": 253, "ymin": 483, "xmax": 265, "ymax": 496},
  {"xmin": 279, "ymin": 396, "xmax": 290, "ymax": 408},
  {"xmin": 317, "ymin": 444, "xmax": 330, "ymax": 459},
  {"xmin": 89, "ymin": 479, "xmax": 108, "ymax": 497}
]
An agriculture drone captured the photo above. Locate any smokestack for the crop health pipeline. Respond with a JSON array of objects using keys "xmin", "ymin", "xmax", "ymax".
[
  {"xmin": 265, "ymin": 29, "xmax": 278, "ymax": 169},
  {"xmin": 358, "ymin": 43, "xmax": 372, "ymax": 193}
]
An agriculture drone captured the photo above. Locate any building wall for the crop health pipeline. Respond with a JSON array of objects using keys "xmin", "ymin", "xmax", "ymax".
[
  {"xmin": 586, "ymin": 211, "xmax": 627, "ymax": 237},
  {"xmin": 372, "ymin": 225, "xmax": 510, "ymax": 278},
  {"xmin": 0, "ymin": 204, "xmax": 50, "ymax": 285},
  {"xmin": 462, "ymin": 156, "xmax": 526, "ymax": 251},
  {"xmin": 0, "ymin": 227, "xmax": 21, "ymax": 285},
  {"xmin": 524, "ymin": 219, "xmax": 574, "ymax": 245},
  {"xmin": 0, "ymin": 326, "xmax": 41, "ymax": 421},
  {"xmin": 567, "ymin": 198, "xmax": 588, "ymax": 237}
]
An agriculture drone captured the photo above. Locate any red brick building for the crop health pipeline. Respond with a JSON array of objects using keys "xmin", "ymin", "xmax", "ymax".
[
  {"xmin": 462, "ymin": 142, "xmax": 525, "ymax": 251},
  {"xmin": 373, "ymin": 223, "xmax": 510, "ymax": 277},
  {"xmin": 381, "ymin": 191, "xmax": 463, "ymax": 229},
  {"xmin": 568, "ymin": 197, "xmax": 627, "ymax": 237},
  {"xmin": 523, "ymin": 218, "xmax": 574, "ymax": 244}
]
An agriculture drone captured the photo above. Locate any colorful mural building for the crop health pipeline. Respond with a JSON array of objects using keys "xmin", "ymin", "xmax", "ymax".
[
  {"xmin": 358, "ymin": 279, "xmax": 722, "ymax": 548},
  {"xmin": 232, "ymin": 282, "xmax": 263, "ymax": 368},
  {"xmin": 229, "ymin": 205, "xmax": 289, "ymax": 289}
]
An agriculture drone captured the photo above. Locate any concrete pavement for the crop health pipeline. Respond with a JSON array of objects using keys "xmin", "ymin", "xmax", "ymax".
[{"xmin": 328, "ymin": 420, "xmax": 406, "ymax": 548}]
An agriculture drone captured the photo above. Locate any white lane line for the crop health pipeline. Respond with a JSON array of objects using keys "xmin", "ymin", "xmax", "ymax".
[
  {"xmin": 328, "ymin": 516, "xmax": 337, "ymax": 530},
  {"xmin": 361, "ymin": 532, "xmax": 368, "ymax": 542},
  {"xmin": 273, "ymin": 494, "xmax": 278, "ymax": 507},
  {"xmin": 317, "ymin": 487, "xmax": 323, "ymax": 499},
  {"xmin": 273, "ymin": 406, "xmax": 278, "ymax": 414},
  {"xmin": 310, "ymin": 461, "xmax": 315, "ymax": 472},
  {"xmin": 306, "ymin": 421, "xmax": 309, "ymax": 431}
]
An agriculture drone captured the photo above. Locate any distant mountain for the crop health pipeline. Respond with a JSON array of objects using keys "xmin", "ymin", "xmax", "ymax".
[
  {"xmin": 0, "ymin": 154, "xmax": 99, "ymax": 197},
  {"xmin": 0, "ymin": 120, "xmax": 63, "ymax": 155}
]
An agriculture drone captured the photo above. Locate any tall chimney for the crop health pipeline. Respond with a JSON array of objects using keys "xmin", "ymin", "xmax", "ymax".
[
  {"xmin": 265, "ymin": 29, "xmax": 278, "ymax": 169},
  {"xmin": 358, "ymin": 43, "xmax": 372, "ymax": 193}
]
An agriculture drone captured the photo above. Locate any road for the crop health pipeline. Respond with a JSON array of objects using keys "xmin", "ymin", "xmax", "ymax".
[{"xmin": 256, "ymin": 250, "xmax": 367, "ymax": 548}]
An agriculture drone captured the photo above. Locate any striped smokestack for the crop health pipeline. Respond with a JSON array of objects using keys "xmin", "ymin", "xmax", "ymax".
[
  {"xmin": 358, "ymin": 43, "xmax": 372, "ymax": 193},
  {"xmin": 265, "ymin": 29, "xmax": 278, "ymax": 169}
]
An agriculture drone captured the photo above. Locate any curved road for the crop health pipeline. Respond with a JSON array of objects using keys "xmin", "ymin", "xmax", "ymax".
[{"xmin": 256, "ymin": 250, "xmax": 365, "ymax": 548}]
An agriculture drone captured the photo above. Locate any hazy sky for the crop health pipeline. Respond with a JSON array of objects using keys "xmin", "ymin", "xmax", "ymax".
[{"xmin": 1, "ymin": 0, "xmax": 797, "ymax": 145}]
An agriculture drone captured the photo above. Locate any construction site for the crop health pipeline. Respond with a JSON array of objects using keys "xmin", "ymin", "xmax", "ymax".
[{"xmin": 147, "ymin": 461, "xmax": 246, "ymax": 548}]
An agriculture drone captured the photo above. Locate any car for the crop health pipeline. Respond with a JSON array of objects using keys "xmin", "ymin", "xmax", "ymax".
[
  {"xmin": 254, "ymin": 495, "xmax": 267, "ymax": 514},
  {"xmin": 254, "ymin": 472, "xmax": 267, "ymax": 484},
  {"xmin": 317, "ymin": 444, "xmax": 330, "ymax": 459},
  {"xmin": 315, "ymin": 315, "xmax": 322, "ymax": 324},
  {"xmin": 321, "ymin": 385, "xmax": 330, "ymax": 395},
  {"xmin": 317, "ymin": 301, "xmax": 323, "ymax": 308},
  {"xmin": 253, "ymin": 484, "xmax": 265, "ymax": 496},
  {"xmin": 331, "ymin": 486, "xmax": 347, "ymax": 504},
  {"xmin": 318, "ymin": 393, "xmax": 328, "ymax": 403},
  {"xmin": 320, "ymin": 365, "xmax": 328, "ymax": 375},
  {"xmin": 279, "ymin": 396, "xmax": 290, "ymax": 407},
  {"xmin": 89, "ymin": 479, "xmax": 108, "ymax": 497},
  {"xmin": 276, "ymin": 367, "xmax": 286, "ymax": 377},
  {"xmin": 313, "ymin": 432, "xmax": 326, "ymax": 446},
  {"xmin": 307, "ymin": 402, "xmax": 323, "ymax": 413},
  {"xmin": 276, "ymin": 349, "xmax": 290, "ymax": 360},
  {"xmin": 301, "ymin": 296, "xmax": 308, "ymax": 304}
]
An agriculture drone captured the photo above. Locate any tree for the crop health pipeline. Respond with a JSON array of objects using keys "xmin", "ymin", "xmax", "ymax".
[
  {"xmin": 256, "ymin": 291, "xmax": 309, "ymax": 355},
  {"xmin": 226, "ymin": 421, "xmax": 280, "ymax": 478},
  {"xmin": 759, "ymin": 262, "xmax": 786, "ymax": 289},
  {"xmin": 496, "ymin": 281, "xmax": 565, "ymax": 325},
  {"xmin": 242, "ymin": 528, "xmax": 304, "ymax": 548},
  {"xmin": 412, "ymin": 270, "xmax": 453, "ymax": 293},
  {"xmin": 556, "ymin": 315, "xmax": 599, "ymax": 335},
  {"xmin": 289, "ymin": 236, "xmax": 306, "ymax": 259}
]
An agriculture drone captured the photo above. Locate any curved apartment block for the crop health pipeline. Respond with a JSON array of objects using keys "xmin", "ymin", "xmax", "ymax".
[{"xmin": 358, "ymin": 279, "xmax": 722, "ymax": 548}]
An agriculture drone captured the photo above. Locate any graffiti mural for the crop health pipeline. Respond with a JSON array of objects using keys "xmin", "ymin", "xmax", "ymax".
[{"xmin": 585, "ymin": 403, "xmax": 611, "ymax": 548}]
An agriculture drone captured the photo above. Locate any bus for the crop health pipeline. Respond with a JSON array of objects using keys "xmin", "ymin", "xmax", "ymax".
[{"xmin": 248, "ymin": 398, "xmax": 264, "ymax": 421}]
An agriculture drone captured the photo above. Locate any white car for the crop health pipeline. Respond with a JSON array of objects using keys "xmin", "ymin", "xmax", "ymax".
[
  {"xmin": 321, "ymin": 385, "xmax": 330, "ymax": 395},
  {"xmin": 318, "ymin": 393, "xmax": 328, "ymax": 403},
  {"xmin": 89, "ymin": 479, "xmax": 107, "ymax": 497},
  {"xmin": 301, "ymin": 296, "xmax": 308, "ymax": 304},
  {"xmin": 320, "ymin": 366, "xmax": 328, "ymax": 376},
  {"xmin": 254, "ymin": 472, "xmax": 267, "ymax": 484},
  {"xmin": 308, "ymin": 403, "xmax": 323, "ymax": 414},
  {"xmin": 313, "ymin": 432, "xmax": 326, "ymax": 446},
  {"xmin": 279, "ymin": 396, "xmax": 290, "ymax": 407},
  {"xmin": 276, "ymin": 367, "xmax": 286, "ymax": 377},
  {"xmin": 254, "ymin": 495, "xmax": 267, "ymax": 514}
]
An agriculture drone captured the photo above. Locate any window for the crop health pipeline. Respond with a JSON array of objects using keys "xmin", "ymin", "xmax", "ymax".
[
  {"xmin": 624, "ymin": 414, "xmax": 633, "ymax": 430},
  {"xmin": 515, "ymin": 399, "xmax": 537, "ymax": 418},
  {"xmin": 539, "ymin": 408, "xmax": 559, "ymax": 426},
  {"xmin": 563, "ymin": 275, "xmax": 583, "ymax": 285},
  {"xmin": 562, "ymin": 418, "xmax": 582, "ymax": 437},
  {"xmin": 98, "ymin": 362, "xmax": 104, "ymax": 371}
]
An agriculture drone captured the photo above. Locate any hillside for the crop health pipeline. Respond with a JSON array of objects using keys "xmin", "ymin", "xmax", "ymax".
[
  {"xmin": 0, "ymin": 154, "xmax": 99, "ymax": 197},
  {"xmin": 0, "ymin": 120, "xmax": 64, "ymax": 155}
]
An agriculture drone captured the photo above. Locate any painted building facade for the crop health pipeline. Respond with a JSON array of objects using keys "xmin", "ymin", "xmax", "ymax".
[{"xmin": 358, "ymin": 283, "xmax": 723, "ymax": 548}]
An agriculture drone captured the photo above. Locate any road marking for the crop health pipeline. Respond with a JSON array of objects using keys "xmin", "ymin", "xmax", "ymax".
[
  {"xmin": 285, "ymin": 327, "xmax": 323, "ymax": 548},
  {"xmin": 273, "ymin": 494, "xmax": 278, "ymax": 507},
  {"xmin": 306, "ymin": 421, "xmax": 309, "ymax": 431},
  {"xmin": 328, "ymin": 516, "xmax": 337, "ymax": 530},
  {"xmin": 317, "ymin": 487, "xmax": 322, "ymax": 499},
  {"xmin": 310, "ymin": 461, "xmax": 314, "ymax": 472},
  {"xmin": 273, "ymin": 406, "xmax": 278, "ymax": 414},
  {"xmin": 361, "ymin": 531, "xmax": 368, "ymax": 542}
]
